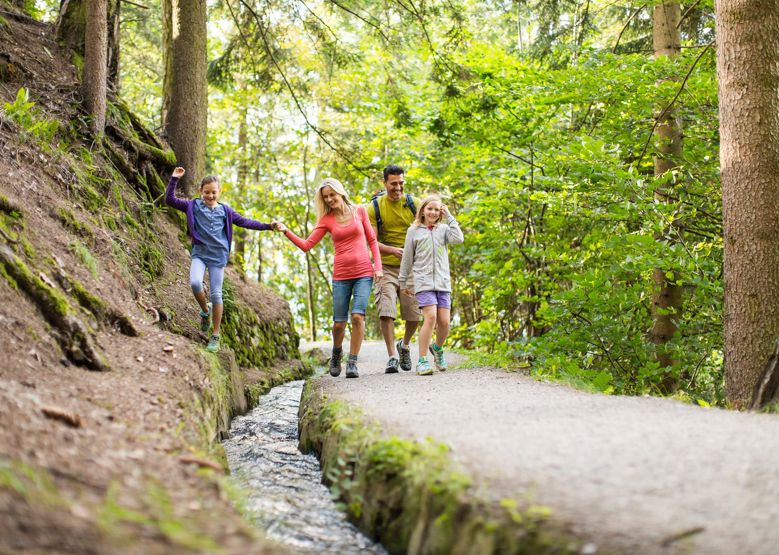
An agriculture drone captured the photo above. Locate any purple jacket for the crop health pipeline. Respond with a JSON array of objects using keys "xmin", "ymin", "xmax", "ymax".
[{"xmin": 165, "ymin": 176, "xmax": 272, "ymax": 248}]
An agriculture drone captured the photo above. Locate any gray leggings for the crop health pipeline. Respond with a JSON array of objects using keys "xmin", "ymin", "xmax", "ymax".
[{"xmin": 189, "ymin": 258, "xmax": 225, "ymax": 306}]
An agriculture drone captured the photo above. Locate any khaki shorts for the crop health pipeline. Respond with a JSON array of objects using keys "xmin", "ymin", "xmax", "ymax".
[{"xmin": 375, "ymin": 265, "xmax": 422, "ymax": 322}]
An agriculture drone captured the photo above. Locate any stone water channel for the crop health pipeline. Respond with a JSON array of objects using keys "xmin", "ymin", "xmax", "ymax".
[{"xmin": 223, "ymin": 379, "xmax": 387, "ymax": 554}]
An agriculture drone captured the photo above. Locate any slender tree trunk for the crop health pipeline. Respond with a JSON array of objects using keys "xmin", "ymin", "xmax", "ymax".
[
  {"xmin": 649, "ymin": 2, "xmax": 683, "ymax": 382},
  {"xmin": 83, "ymin": 0, "xmax": 107, "ymax": 137},
  {"xmin": 716, "ymin": 0, "xmax": 779, "ymax": 407},
  {"xmin": 56, "ymin": 0, "xmax": 86, "ymax": 53},
  {"xmin": 107, "ymin": 0, "xmax": 120, "ymax": 91},
  {"xmin": 232, "ymin": 103, "xmax": 248, "ymax": 275},
  {"xmin": 305, "ymin": 253, "xmax": 317, "ymax": 341},
  {"xmin": 162, "ymin": 0, "xmax": 207, "ymax": 196},
  {"xmin": 161, "ymin": 0, "xmax": 173, "ymax": 125}
]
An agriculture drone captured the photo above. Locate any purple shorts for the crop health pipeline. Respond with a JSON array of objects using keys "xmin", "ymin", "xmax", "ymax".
[{"xmin": 415, "ymin": 290, "xmax": 452, "ymax": 309}]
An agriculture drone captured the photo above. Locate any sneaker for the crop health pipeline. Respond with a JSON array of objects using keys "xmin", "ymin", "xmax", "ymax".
[
  {"xmin": 206, "ymin": 334, "xmax": 220, "ymax": 353},
  {"xmin": 199, "ymin": 302, "xmax": 212, "ymax": 332},
  {"xmin": 396, "ymin": 340, "xmax": 412, "ymax": 371},
  {"xmin": 429, "ymin": 344, "xmax": 447, "ymax": 371},
  {"xmin": 346, "ymin": 362, "xmax": 359, "ymax": 378},
  {"xmin": 385, "ymin": 357, "xmax": 399, "ymax": 374},
  {"xmin": 329, "ymin": 350, "xmax": 343, "ymax": 377},
  {"xmin": 416, "ymin": 358, "xmax": 433, "ymax": 376}
]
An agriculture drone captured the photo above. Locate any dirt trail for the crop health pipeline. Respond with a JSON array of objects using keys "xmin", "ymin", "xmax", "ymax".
[{"xmin": 304, "ymin": 339, "xmax": 779, "ymax": 555}]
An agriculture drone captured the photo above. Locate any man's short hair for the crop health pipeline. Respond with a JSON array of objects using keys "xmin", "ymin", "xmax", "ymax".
[{"xmin": 383, "ymin": 164, "xmax": 405, "ymax": 181}]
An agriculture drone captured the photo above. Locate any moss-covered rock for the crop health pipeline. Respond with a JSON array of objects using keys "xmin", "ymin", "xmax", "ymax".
[
  {"xmin": 299, "ymin": 384, "xmax": 581, "ymax": 555},
  {"xmin": 220, "ymin": 279, "xmax": 301, "ymax": 369}
]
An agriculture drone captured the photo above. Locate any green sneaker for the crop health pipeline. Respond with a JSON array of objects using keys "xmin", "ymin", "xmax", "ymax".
[
  {"xmin": 206, "ymin": 334, "xmax": 220, "ymax": 353},
  {"xmin": 429, "ymin": 344, "xmax": 447, "ymax": 371},
  {"xmin": 199, "ymin": 302, "xmax": 212, "ymax": 332},
  {"xmin": 416, "ymin": 357, "xmax": 433, "ymax": 376}
]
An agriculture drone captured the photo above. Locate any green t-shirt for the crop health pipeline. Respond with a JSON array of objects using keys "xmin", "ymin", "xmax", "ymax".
[{"xmin": 367, "ymin": 194, "xmax": 421, "ymax": 267}]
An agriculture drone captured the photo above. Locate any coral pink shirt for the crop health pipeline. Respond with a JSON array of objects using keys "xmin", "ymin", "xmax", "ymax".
[{"xmin": 285, "ymin": 206, "xmax": 382, "ymax": 280}]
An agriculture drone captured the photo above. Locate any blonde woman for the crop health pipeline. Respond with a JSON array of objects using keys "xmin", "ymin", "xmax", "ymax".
[
  {"xmin": 275, "ymin": 178, "xmax": 383, "ymax": 378},
  {"xmin": 398, "ymin": 195, "xmax": 463, "ymax": 375}
]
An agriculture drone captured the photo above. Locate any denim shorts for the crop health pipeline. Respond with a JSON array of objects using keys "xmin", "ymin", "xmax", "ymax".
[
  {"xmin": 416, "ymin": 290, "xmax": 452, "ymax": 309},
  {"xmin": 332, "ymin": 276, "xmax": 374, "ymax": 322}
]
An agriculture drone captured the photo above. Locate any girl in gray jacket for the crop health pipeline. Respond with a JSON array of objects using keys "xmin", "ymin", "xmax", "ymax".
[{"xmin": 399, "ymin": 195, "xmax": 464, "ymax": 375}]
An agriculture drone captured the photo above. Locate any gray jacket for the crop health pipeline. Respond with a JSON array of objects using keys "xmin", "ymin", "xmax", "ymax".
[{"xmin": 398, "ymin": 216, "xmax": 464, "ymax": 293}]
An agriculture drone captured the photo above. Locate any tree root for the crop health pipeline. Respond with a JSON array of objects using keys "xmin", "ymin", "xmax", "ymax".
[
  {"xmin": 751, "ymin": 340, "xmax": 779, "ymax": 410},
  {"xmin": 0, "ymin": 245, "xmax": 108, "ymax": 371},
  {"xmin": 54, "ymin": 268, "xmax": 139, "ymax": 337}
]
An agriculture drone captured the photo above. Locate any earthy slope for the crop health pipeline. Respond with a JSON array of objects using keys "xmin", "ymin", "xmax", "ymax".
[{"xmin": 0, "ymin": 5, "xmax": 303, "ymax": 554}]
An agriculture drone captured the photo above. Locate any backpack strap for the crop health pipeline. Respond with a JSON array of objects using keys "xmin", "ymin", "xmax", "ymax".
[
  {"xmin": 405, "ymin": 194, "xmax": 417, "ymax": 216},
  {"xmin": 372, "ymin": 196, "xmax": 383, "ymax": 238}
]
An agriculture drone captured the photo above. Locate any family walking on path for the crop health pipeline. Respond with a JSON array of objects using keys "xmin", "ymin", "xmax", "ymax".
[{"xmin": 165, "ymin": 164, "xmax": 463, "ymax": 377}]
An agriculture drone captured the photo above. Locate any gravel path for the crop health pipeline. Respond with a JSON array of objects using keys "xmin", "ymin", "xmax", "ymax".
[{"xmin": 303, "ymin": 340, "xmax": 779, "ymax": 555}]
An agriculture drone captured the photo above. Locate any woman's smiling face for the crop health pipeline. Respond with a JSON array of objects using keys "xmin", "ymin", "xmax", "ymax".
[{"xmin": 321, "ymin": 186, "xmax": 343, "ymax": 211}]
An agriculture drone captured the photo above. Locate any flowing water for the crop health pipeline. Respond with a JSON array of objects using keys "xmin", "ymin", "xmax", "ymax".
[{"xmin": 223, "ymin": 380, "xmax": 386, "ymax": 554}]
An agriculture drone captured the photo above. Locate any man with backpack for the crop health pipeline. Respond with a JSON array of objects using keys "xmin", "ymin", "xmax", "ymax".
[{"xmin": 368, "ymin": 164, "xmax": 422, "ymax": 373}]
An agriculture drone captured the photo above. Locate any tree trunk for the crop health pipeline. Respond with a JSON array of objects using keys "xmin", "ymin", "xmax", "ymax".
[
  {"xmin": 57, "ymin": 0, "xmax": 119, "ymax": 85},
  {"xmin": 649, "ymin": 3, "xmax": 683, "ymax": 384},
  {"xmin": 56, "ymin": 0, "xmax": 86, "ymax": 54},
  {"xmin": 162, "ymin": 0, "xmax": 207, "ymax": 196},
  {"xmin": 83, "ymin": 0, "xmax": 107, "ymax": 136},
  {"xmin": 306, "ymin": 253, "xmax": 317, "ymax": 341},
  {"xmin": 716, "ymin": 0, "xmax": 779, "ymax": 407},
  {"xmin": 233, "ymin": 101, "xmax": 249, "ymax": 274},
  {"xmin": 107, "ymin": 0, "xmax": 120, "ymax": 91}
]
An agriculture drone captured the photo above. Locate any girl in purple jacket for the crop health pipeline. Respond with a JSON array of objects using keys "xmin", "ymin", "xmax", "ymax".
[{"xmin": 166, "ymin": 167, "xmax": 273, "ymax": 352}]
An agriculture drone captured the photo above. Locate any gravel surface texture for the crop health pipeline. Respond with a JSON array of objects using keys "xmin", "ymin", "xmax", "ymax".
[{"xmin": 303, "ymin": 340, "xmax": 779, "ymax": 555}]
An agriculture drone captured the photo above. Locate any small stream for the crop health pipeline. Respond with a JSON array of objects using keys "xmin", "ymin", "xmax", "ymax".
[{"xmin": 223, "ymin": 380, "xmax": 386, "ymax": 554}]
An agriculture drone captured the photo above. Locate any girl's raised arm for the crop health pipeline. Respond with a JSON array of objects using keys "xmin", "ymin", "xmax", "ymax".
[
  {"xmin": 443, "ymin": 208, "xmax": 464, "ymax": 245},
  {"xmin": 165, "ymin": 170, "xmax": 190, "ymax": 212}
]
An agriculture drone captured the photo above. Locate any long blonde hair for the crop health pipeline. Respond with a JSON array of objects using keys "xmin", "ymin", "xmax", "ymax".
[
  {"xmin": 413, "ymin": 194, "xmax": 445, "ymax": 227},
  {"xmin": 315, "ymin": 177, "xmax": 355, "ymax": 219}
]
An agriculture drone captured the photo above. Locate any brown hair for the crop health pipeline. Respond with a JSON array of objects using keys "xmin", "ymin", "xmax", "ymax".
[{"xmin": 200, "ymin": 175, "xmax": 220, "ymax": 189}]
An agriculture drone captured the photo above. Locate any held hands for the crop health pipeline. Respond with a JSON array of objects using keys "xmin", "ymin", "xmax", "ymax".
[
  {"xmin": 172, "ymin": 167, "xmax": 186, "ymax": 178},
  {"xmin": 401, "ymin": 288, "xmax": 414, "ymax": 298},
  {"xmin": 374, "ymin": 269, "xmax": 384, "ymax": 282},
  {"xmin": 271, "ymin": 221, "xmax": 287, "ymax": 233}
]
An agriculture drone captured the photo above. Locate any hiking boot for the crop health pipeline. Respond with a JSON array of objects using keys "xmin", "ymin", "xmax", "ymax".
[
  {"xmin": 385, "ymin": 357, "xmax": 399, "ymax": 374},
  {"xmin": 429, "ymin": 344, "xmax": 447, "ymax": 371},
  {"xmin": 200, "ymin": 302, "xmax": 212, "ymax": 332},
  {"xmin": 416, "ymin": 358, "xmax": 433, "ymax": 376},
  {"xmin": 206, "ymin": 334, "xmax": 220, "ymax": 353},
  {"xmin": 346, "ymin": 362, "xmax": 359, "ymax": 378},
  {"xmin": 396, "ymin": 340, "xmax": 412, "ymax": 371},
  {"xmin": 329, "ymin": 350, "xmax": 343, "ymax": 377}
]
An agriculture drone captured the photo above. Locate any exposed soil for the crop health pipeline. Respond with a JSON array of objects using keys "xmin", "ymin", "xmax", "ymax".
[{"xmin": 1, "ymin": 6, "xmax": 297, "ymax": 553}]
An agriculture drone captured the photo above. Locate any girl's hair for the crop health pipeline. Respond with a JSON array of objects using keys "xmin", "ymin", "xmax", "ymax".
[
  {"xmin": 315, "ymin": 177, "xmax": 354, "ymax": 219},
  {"xmin": 200, "ymin": 175, "xmax": 220, "ymax": 189},
  {"xmin": 413, "ymin": 194, "xmax": 445, "ymax": 227}
]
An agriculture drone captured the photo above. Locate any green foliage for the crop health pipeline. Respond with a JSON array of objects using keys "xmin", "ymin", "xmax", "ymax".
[
  {"xmin": 68, "ymin": 239, "xmax": 99, "ymax": 278},
  {"xmin": 2, "ymin": 88, "xmax": 60, "ymax": 147},
  {"xmin": 117, "ymin": 0, "xmax": 723, "ymax": 401}
]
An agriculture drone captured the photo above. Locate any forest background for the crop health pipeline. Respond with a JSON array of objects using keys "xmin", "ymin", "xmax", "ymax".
[{"xmin": 28, "ymin": 0, "xmax": 722, "ymax": 403}]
